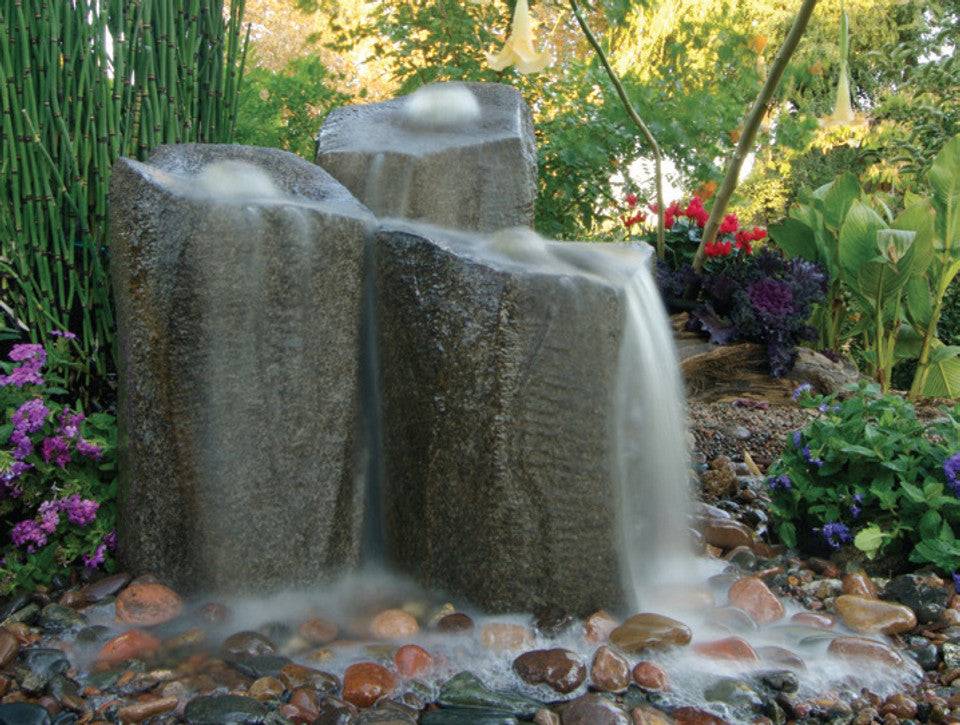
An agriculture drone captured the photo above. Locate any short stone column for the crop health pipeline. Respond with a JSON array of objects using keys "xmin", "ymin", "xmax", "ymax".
[
  {"xmin": 110, "ymin": 144, "xmax": 376, "ymax": 593},
  {"xmin": 316, "ymin": 82, "xmax": 537, "ymax": 232},
  {"xmin": 373, "ymin": 223, "xmax": 632, "ymax": 614}
]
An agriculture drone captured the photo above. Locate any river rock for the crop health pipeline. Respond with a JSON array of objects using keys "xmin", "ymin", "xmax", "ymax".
[
  {"xmin": 840, "ymin": 571, "xmax": 877, "ymax": 599},
  {"xmin": 610, "ymin": 614, "xmax": 692, "ymax": 653},
  {"xmin": 591, "ymin": 646, "xmax": 631, "ymax": 692},
  {"xmin": 393, "ymin": 644, "xmax": 434, "ymax": 678},
  {"xmin": 699, "ymin": 517, "xmax": 755, "ymax": 550},
  {"xmin": 317, "ymin": 82, "xmax": 536, "ymax": 232},
  {"xmin": 833, "ymin": 594, "xmax": 917, "ymax": 634},
  {"xmin": 183, "ymin": 693, "xmax": 270, "ymax": 724},
  {"xmin": 513, "ymin": 648, "xmax": 586, "ymax": 694},
  {"xmin": 632, "ymin": 661, "xmax": 669, "ymax": 691},
  {"xmin": 727, "ymin": 576, "xmax": 785, "ymax": 625},
  {"xmin": 704, "ymin": 678, "xmax": 763, "ymax": 711},
  {"xmin": 0, "ymin": 703, "xmax": 52, "ymax": 725},
  {"xmin": 279, "ymin": 663, "xmax": 340, "ymax": 693},
  {"xmin": 630, "ymin": 705, "xmax": 675, "ymax": 725},
  {"xmin": 670, "ymin": 706, "xmax": 732, "ymax": 725},
  {"xmin": 299, "ymin": 617, "xmax": 339, "ymax": 646},
  {"xmin": 110, "ymin": 144, "xmax": 375, "ymax": 593},
  {"xmin": 220, "ymin": 630, "xmax": 276, "ymax": 659},
  {"xmin": 437, "ymin": 672, "xmax": 541, "ymax": 717},
  {"xmin": 422, "ymin": 710, "xmax": 520, "ymax": 725},
  {"xmin": 826, "ymin": 636, "xmax": 908, "ymax": 668},
  {"xmin": 561, "ymin": 693, "xmax": 630, "ymax": 725},
  {"xmin": 369, "ymin": 609, "xmax": 419, "ymax": 639},
  {"xmin": 98, "ymin": 629, "xmax": 161, "ymax": 662},
  {"xmin": 117, "ymin": 695, "xmax": 179, "ymax": 722},
  {"xmin": 115, "ymin": 583, "xmax": 183, "ymax": 627},
  {"xmin": 583, "ymin": 611, "xmax": 620, "ymax": 643},
  {"xmin": 374, "ymin": 224, "xmax": 653, "ymax": 613},
  {"xmin": 81, "ymin": 573, "xmax": 132, "ymax": 603},
  {"xmin": 0, "ymin": 629, "xmax": 19, "ymax": 668},
  {"xmin": 342, "ymin": 662, "xmax": 397, "ymax": 708},
  {"xmin": 479, "ymin": 624, "xmax": 535, "ymax": 652},
  {"xmin": 692, "ymin": 636, "xmax": 759, "ymax": 662},
  {"xmin": 883, "ymin": 573, "xmax": 950, "ymax": 624}
]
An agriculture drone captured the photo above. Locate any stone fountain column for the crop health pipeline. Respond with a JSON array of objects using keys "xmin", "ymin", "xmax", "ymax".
[{"xmin": 110, "ymin": 144, "xmax": 376, "ymax": 593}]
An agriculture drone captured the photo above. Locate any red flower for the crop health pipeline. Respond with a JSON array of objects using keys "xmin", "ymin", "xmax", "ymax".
[
  {"xmin": 684, "ymin": 196, "xmax": 704, "ymax": 219},
  {"xmin": 753, "ymin": 227, "xmax": 767, "ymax": 240},
  {"xmin": 695, "ymin": 208, "xmax": 709, "ymax": 227},
  {"xmin": 621, "ymin": 210, "xmax": 648, "ymax": 228},
  {"xmin": 719, "ymin": 213, "xmax": 739, "ymax": 235},
  {"xmin": 625, "ymin": 193, "xmax": 638, "ymax": 209}
]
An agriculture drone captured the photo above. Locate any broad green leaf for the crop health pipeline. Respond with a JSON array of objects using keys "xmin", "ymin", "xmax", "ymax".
[
  {"xmin": 853, "ymin": 524, "xmax": 886, "ymax": 559},
  {"xmin": 838, "ymin": 201, "xmax": 886, "ymax": 284},
  {"xmin": 911, "ymin": 538, "xmax": 960, "ymax": 571},
  {"xmin": 779, "ymin": 521, "xmax": 797, "ymax": 548},
  {"xmin": 768, "ymin": 217, "xmax": 818, "ymax": 263},
  {"xmin": 930, "ymin": 345, "xmax": 960, "ymax": 364},
  {"xmin": 894, "ymin": 200, "xmax": 935, "ymax": 277},
  {"xmin": 900, "ymin": 480, "xmax": 927, "ymax": 504},
  {"xmin": 904, "ymin": 277, "xmax": 934, "ymax": 331},
  {"xmin": 921, "ymin": 349, "xmax": 960, "ymax": 397},
  {"xmin": 929, "ymin": 133, "xmax": 960, "ymax": 254},
  {"xmin": 919, "ymin": 509, "xmax": 942, "ymax": 539},
  {"xmin": 822, "ymin": 171, "xmax": 861, "ymax": 232}
]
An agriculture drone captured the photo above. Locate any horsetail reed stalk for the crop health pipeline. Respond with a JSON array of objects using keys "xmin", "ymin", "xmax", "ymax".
[{"xmin": 0, "ymin": 0, "xmax": 247, "ymax": 404}]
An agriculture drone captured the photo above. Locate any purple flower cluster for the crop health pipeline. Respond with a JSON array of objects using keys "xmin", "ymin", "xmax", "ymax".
[
  {"xmin": 767, "ymin": 474, "xmax": 791, "ymax": 490},
  {"xmin": 792, "ymin": 383, "xmax": 813, "ymax": 401},
  {"xmin": 0, "ymin": 344, "xmax": 46, "ymax": 387},
  {"xmin": 821, "ymin": 521, "xmax": 852, "ymax": 550},
  {"xmin": 62, "ymin": 494, "xmax": 99, "ymax": 526},
  {"xmin": 42, "ymin": 436, "xmax": 71, "ymax": 467},
  {"xmin": 11, "ymin": 520, "xmax": 47, "ymax": 553},
  {"xmin": 945, "ymin": 452, "xmax": 960, "ymax": 495},
  {"xmin": 9, "ymin": 494, "xmax": 100, "ymax": 553},
  {"xmin": 0, "ymin": 461, "xmax": 31, "ymax": 498},
  {"xmin": 801, "ymin": 445, "xmax": 823, "ymax": 468}
]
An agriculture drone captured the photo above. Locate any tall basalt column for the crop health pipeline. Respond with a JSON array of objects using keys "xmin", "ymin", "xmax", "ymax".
[
  {"xmin": 316, "ymin": 82, "xmax": 536, "ymax": 232},
  {"xmin": 110, "ymin": 144, "xmax": 376, "ymax": 593},
  {"xmin": 373, "ymin": 223, "xmax": 628, "ymax": 614}
]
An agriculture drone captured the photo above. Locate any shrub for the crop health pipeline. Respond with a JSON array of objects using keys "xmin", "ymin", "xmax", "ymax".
[
  {"xmin": 767, "ymin": 382, "xmax": 960, "ymax": 573},
  {"xmin": 0, "ymin": 334, "xmax": 116, "ymax": 594}
]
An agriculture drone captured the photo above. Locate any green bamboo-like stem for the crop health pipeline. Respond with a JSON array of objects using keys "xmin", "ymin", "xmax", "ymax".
[
  {"xmin": 692, "ymin": 0, "xmax": 819, "ymax": 272},
  {"xmin": 566, "ymin": 0, "xmax": 665, "ymax": 258},
  {"xmin": 1, "ymin": 0, "xmax": 248, "ymax": 401}
]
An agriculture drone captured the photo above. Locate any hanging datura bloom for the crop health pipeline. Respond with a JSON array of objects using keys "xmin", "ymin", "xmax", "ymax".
[
  {"xmin": 820, "ymin": 8, "xmax": 867, "ymax": 130},
  {"xmin": 486, "ymin": 0, "xmax": 552, "ymax": 75}
]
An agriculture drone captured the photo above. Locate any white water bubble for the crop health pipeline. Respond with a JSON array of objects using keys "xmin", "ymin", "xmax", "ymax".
[
  {"xmin": 192, "ymin": 160, "xmax": 282, "ymax": 201},
  {"xmin": 402, "ymin": 84, "xmax": 481, "ymax": 131}
]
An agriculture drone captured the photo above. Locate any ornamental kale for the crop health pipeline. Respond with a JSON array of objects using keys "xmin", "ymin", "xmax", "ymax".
[
  {"xmin": 0, "ymin": 333, "xmax": 117, "ymax": 594},
  {"xmin": 691, "ymin": 251, "xmax": 828, "ymax": 377},
  {"xmin": 768, "ymin": 382, "xmax": 960, "ymax": 573}
]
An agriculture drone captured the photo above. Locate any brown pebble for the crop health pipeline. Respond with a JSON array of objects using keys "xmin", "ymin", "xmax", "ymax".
[
  {"xmin": 115, "ymin": 583, "xmax": 183, "ymax": 627},
  {"xmin": 369, "ymin": 609, "xmax": 419, "ymax": 639},
  {"xmin": 117, "ymin": 696, "xmax": 179, "ymax": 723},
  {"xmin": 841, "ymin": 571, "xmax": 878, "ymax": 599},
  {"xmin": 437, "ymin": 613, "xmax": 474, "ymax": 633},
  {"xmin": 728, "ymin": 576, "xmax": 785, "ymax": 625},
  {"xmin": 341, "ymin": 662, "xmax": 396, "ymax": 708},
  {"xmin": 591, "ymin": 645, "xmax": 630, "ymax": 692},
  {"xmin": 479, "ymin": 623, "xmax": 534, "ymax": 652},
  {"xmin": 299, "ymin": 617, "xmax": 339, "ymax": 645},
  {"xmin": 631, "ymin": 704, "xmax": 675, "ymax": 724},
  {"xmin": 583, "ymin": 610, "xmax": 619, "ymax": 643},
  {"xmin": 534, "ymin": 708, "xmax": 561, "ymax": 725},
  {"xmin": 632, "ymin": 661, "xmax": 669, "ymax": 691},
  {"xmin": 249, "ymin": 676, "xmax": 284, "ymax": 701},
  {"xmin": 0, "ymin": 629, "xmax": 19, "ymax": 668}
]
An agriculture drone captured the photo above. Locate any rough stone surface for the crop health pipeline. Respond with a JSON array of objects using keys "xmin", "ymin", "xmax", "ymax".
[
  {"xmin": 374, "ymin": 223, "xmax": 639, "ymax": 613},
  {"xmin": 317, "ymin": 82, "xmax": 536, "ymax": 232},
  {"xmin": 110, "ymin": 144, "xmax": 376, "ymax": 594}
]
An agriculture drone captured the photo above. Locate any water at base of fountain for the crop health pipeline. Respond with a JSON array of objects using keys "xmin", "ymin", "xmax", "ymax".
[{"xmin": 2, "ymin": 557, "xmax": 928, "ymax": 725}]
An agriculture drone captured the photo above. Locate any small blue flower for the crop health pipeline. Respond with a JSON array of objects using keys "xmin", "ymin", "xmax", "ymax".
[
  {"xmin": 792, "ymin": 382, "xmax": 813, "ymax": 402},
  {"xmin": 801, "ymin": 445, "xmax": 823, "ymax": 467},
  {"xmin": 853, "ymin": 493, "xmax": 863, "ymax": 504},
  {"xmin": 792, "ymin": 430, "xmax": 802, "ymax": 448},
  {"xmin": 953, "ymin": 571, "xmax": 960, "ymax": 594},
  {"xmin": 767, "ymin": 474, "xmax": 791, "ymax": 490},
  {"xmin": 850, "ymin": 505, "xmax": 861, "ymax": 519},
  {"xmin": 944, "ymin": 453, "xmax": 960, "ymax": 495},
  {"xmin": 820, "ymin": 521, "xmax": 851, "ymax": 550}
]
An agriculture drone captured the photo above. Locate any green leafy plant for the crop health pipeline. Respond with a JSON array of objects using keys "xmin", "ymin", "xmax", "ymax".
[
  {"xmin": 767, "ymin": 382, "xmax": 960, "ymax": 573},
  {"xmin": 0, "ymin": 333, "xmax": 116, "ymax": 595},
  {"xmin": 770, "ymin": 134, "xmax": 960, "ymax": 395}
]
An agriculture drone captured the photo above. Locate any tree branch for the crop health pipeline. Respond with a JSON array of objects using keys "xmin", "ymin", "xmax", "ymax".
[
  {"xmin": 567, "ymin": 0, "xmax": 665, "ymax": 257},
  {"xmin": 691, "ymin": 0, "xmax": 820, "ymax": 272}
]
